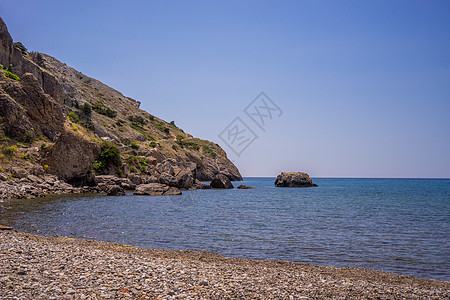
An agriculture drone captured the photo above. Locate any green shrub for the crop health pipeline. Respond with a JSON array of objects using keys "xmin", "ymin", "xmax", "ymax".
[
  {"xmin": 40, "ymin": 143, "xmax": 47, "ymax": 149},
  {"xmin": 3, "ymin": 69, "xmax": 20, "ymax": 81},
  {"xmin": 14, "ymin": 42, "xmax": 28, "ymax": 54},
  {"xmin": 2, "ymin": 145, "xmax": 17, "ymax": 158},
  {"xmin": 81, "ymin": 103, "xmax": 92, "ymax": 116},
  {"xmin": 202, "ymin": 145, "xmax": 217, "ymax": 158},
  {"xmin": 139, "ymin": 157, "xmax": 148, "ymax": 165},
  {"xmin": 153, "ymin": 121, "xmax": 169, "ymax": 134},
  {"xmin": 128, "ymin": 115, "xmax": 147, "ymax": 125},
  {"xmin": 92, "ymin": 102, "xmax": 117, "ymax": 118},
  {"xmin": 149, "ymin": 141, "xmax": 156, "ymax": 148},
  {"xmin": 93, "ymin": 141, "xmax": 121, "ymax": 172},
  {"xmin": 116, "ymin": 119, "xmax": 125, "ymax": 127},
  {"xmin": 130, "ymin": 142, "xmax": 140, "ymax": 149},
  {"xmin": 130, "ymin": 166, "xmax": 136, "ymax": 172},
  {"xmin": 126, "ymin": 155, "xmax": 138, "ymax": 164},
  {"xmin": 170, "ymin": 120, "xmax": 176, "ymax": 127},
  {"xmin": 175, "ymin": 135, "xmax": 185, "ymax": 148},
  {"xmin": 187, "ymin": 142, "xmax": 200, "ymax": 151},
  {"xmin": 67, "ymin": 111, "xmax": 81, "ymax": 124}
]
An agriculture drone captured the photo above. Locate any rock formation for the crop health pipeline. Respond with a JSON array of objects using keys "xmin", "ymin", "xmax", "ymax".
[
  {"xmin": 0, "ymin": 16, "xmax": 242, "ymax": 198},
  {"xmin": 43, "ymin": 130, "xmax": 100, "ymax": 186},
  {"xmin": 134, "ymin": 183, "xmax": 182, "ymax": 196},
  {"xmin": 274, "ymin": 172, "xmax": 318, "ymax": 187},
  {"xmin": 210, "ymin": 174, "xmax": 234, "ymax": 189}
]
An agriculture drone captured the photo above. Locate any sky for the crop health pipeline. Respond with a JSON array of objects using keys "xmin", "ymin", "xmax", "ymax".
[{"xmin": 1, "ymin": 1, "xmax": 449, "ymax": 178}]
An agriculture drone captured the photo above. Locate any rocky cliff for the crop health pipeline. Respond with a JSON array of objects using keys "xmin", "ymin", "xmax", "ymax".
[{"xmin": 0, "ymin": 16, "xmax": 242, "ymax": 190}]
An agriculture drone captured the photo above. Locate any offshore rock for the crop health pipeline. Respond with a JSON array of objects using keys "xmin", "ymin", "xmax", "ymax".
[
  {"xmin": 210, "ymin": 174, "xmax": 234, "ymax": 189},
  {"xmin": 237, "ymin": 185, "xmax": 254, "ymax": 189},
  {"xmin": 274, "ymin": 172, "xmax": 318, "ymax": 187}
]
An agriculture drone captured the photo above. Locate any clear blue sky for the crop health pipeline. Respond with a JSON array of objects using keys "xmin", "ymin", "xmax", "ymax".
[{"xmin": 2, "ymin": 1, "xmax": 449, "ymax": 178}]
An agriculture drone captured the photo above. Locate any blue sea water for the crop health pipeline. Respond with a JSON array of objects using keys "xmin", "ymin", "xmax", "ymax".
[{"xmin": 1, "ymin": 178, "xmax": 449, "ymax": 280}]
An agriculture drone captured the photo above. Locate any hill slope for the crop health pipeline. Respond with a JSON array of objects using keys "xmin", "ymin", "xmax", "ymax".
[{"xmin": 0, "ymin": 17, "xmax": 241, "ymax": 187}]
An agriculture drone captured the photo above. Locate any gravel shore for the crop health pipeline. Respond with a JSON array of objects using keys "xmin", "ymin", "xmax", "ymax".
[{"xmin": 0, "ymin": 230, "xmax": 448, "ymax": 299}]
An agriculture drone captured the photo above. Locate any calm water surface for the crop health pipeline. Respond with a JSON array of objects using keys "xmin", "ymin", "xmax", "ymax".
[{"xmin": 1, "ymin": 178, "xmax": 449, "ymax": 280}]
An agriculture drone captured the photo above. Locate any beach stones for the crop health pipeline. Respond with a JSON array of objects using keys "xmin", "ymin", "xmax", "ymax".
[{"xmin": 275, "ymin": 172, "xmax": 317, "ymax": 187}]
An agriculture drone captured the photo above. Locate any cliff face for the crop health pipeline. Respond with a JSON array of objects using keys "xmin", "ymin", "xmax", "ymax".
[{"xmin": 0, "ymin": 17, "xmax": 242, "ymax": 186}]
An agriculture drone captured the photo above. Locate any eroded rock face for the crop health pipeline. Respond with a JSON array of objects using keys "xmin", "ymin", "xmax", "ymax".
[
  {"xmin": 274, "ymin": 172, "xmax": 317, "ymax": 187},
  {"xmin": 134, "ymin": 183, "xmax": 182, "ymax": 196},
  {"xmin": 0, "ymin": 92, "xmax": 35, "ymax": 141},
  {"xmin": 2, "ymin": 73, "xmax": 64, "ymax": 140},
  {"xmin": 210, "ymin": 174, "xmax": 234, "ymax": 189},
  {"xmin": 0, "ymin": 17, "xmax": 62, "ymax": 101},
  {"xmin": 44, "ymin": 130, "xmax": 100, "ymax": 186}
]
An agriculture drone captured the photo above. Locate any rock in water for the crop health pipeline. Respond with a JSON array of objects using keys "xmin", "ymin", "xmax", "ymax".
[
  {"xmin": 237, "ymin": 185, "xmax": 254, "ymax": 189},
  {"xmin": 210, "ymin": 174, "xmax": 234, "ymax": 189},
  {"xmin": 274, "ymin": 172, "xmax": 318, "ymax": 187},
  {"xmin": 134, "ymin": 183, "xmax": 182, "ymax": 196},
  {"xmin": 105, "ymin": 185, "xmax": 125, "ymax": 196}
]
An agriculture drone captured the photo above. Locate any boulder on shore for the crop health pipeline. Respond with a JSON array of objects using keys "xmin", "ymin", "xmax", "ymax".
[
  {"xmin": 210, "ymin": 174, "xmax": 234, "ymax": 189},
  {"xmin": 106, "ymin": 185, "xmax": 125, "ymax": 196},
  {"xmin": 274, "ymin": 172, "xmax": 317, "ymax": 187},
  {"xmin": 134, "ymin": 183, "xmax": 182, "ymax": 196}
]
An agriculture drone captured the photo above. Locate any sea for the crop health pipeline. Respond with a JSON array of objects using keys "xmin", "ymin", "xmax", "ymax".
[{"xmin": 1, "ymin": 177, "xmax": 449, "ymax": 281}]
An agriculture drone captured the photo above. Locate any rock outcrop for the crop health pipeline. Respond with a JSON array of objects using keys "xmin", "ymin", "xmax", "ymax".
[
  {"xmin": 210, "ymin": 174, "xmax": 234, "ymax": 189},
  {"xmin": 105, "ymin": 185, "xmax": 126, "ymax": 196},
  {"xmin": 0, "ymin": 17, "xmax": 242, "ymax": 195},
  {"xmin": 0, "ymin": 17, "xmax": 62, "ymax": 101},
  {"xmin": 134, "ymin": 183, "xmax": 182, "ymax": 196},
  {"xmin": 2, "ymin": 73, "xmax": 64, "ymax": 140},
  {"xmin": 43, "ymin": 130, "xmax": 100, "ymax": 186},
  {"xmin": 274, "ymin": 172, "xmax": 318, "ymax": 187}
]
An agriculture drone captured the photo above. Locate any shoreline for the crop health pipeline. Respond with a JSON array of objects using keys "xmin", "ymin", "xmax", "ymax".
[{"xmin": 1, "ymin": 230, "xmax": 448, "ymax": 299}]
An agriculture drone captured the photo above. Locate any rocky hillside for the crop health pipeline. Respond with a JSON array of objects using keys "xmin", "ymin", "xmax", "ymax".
[{"xmin": 0, "ymin": 17, "xmax": 242, "ymax": 189}]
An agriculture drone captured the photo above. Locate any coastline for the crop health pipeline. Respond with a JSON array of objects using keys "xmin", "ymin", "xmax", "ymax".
[{"xmin": 1, "ymin": 230, "xmax": 448, "ymax": 299}]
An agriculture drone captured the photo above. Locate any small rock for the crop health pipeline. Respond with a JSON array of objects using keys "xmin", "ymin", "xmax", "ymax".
[{"xmin": 236, "ymin": 185, "xmax": 254, "ymax": 189}]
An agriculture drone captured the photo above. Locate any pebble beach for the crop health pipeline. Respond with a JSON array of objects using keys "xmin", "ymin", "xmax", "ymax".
[{"xmin": 1, "ymin": 230, "xmax": 448, "ymax": 299}]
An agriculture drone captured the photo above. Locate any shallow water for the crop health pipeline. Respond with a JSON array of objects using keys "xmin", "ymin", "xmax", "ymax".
[{"xmin": 1, "ymin": 178, "xmax": 449, "ymax": 280}]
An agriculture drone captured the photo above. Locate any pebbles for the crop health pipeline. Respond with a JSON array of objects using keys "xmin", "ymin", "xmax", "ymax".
[{"xmin": 0, "ymin": 231, "xmax": 448, "ymax": 299}]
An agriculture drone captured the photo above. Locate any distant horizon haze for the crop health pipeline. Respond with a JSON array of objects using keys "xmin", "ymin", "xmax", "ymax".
[{"xmin": 1, "ymin": 1, "xmax": 449, "ymax": 178}]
